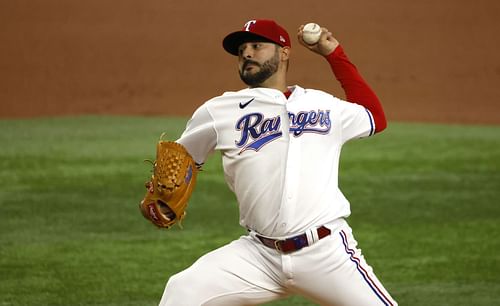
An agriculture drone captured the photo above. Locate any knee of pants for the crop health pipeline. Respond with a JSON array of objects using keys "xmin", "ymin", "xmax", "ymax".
[
  {"xmin": 162, "ymin": 270, "xmax": 217, "ymax": 306},
  {"xmin": 164, "ymin": 271, "xmax": 193, "ymax": 297}
]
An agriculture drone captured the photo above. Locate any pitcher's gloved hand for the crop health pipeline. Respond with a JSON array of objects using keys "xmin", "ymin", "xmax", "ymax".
[{"xmin": 139, "ymin": 140, "xmax": 198, "ymax": 229}]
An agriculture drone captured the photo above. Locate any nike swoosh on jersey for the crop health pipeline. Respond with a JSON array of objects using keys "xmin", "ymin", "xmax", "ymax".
[{"xmin": 239, "ymin": 98, "xmax": 255, "ymax": 109}]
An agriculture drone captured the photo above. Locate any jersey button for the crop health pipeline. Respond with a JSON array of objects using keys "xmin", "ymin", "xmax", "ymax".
[{"xmin": 281, "ymin": 223, "xmax": 286, "ymax": 228}]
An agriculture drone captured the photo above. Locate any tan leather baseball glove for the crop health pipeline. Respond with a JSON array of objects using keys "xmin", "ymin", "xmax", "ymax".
[{"xmin": 139, "ymin": 140, "xmax": 198, "ymax": 229}]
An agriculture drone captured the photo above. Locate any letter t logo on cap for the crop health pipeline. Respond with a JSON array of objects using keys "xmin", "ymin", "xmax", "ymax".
[{"xmin": 244, "ymin": 20, "xmax": 257, "ymax": 31}]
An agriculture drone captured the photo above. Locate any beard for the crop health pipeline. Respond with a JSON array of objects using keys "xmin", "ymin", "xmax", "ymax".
[{"xmin": 239, "ymin": 50, "xmax": 280, "ymax": 87}]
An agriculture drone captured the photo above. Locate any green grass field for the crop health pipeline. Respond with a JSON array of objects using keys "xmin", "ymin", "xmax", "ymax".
[{"xmin": 1, "ymin": 116, "xmax": 499, "ymax": 306}]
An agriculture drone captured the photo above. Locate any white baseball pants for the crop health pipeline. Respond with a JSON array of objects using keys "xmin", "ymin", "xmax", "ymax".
[{"xmin": 159, "ymin": 219, "xmax": 397, "ymax": 306}]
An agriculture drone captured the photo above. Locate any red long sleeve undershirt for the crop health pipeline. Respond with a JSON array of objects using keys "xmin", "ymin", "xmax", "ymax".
[{"xmin": 325, "ymin": 45, "xmax": 387, "ymax": 133}]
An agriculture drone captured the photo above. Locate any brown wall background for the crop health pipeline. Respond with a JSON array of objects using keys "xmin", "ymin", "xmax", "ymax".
[{"xmin": 1, "ymin": 0, "xmax": 499, "ymax": 124}]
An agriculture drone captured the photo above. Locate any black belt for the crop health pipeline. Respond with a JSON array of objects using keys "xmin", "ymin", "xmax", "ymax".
[{"xmin": 255, "ymin": 226, "xmax": 331, "ymax": 254}]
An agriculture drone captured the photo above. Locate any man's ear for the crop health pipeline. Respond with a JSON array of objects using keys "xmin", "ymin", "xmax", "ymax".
[{"xmin": 281, "ymin": 46, "xmax": 291, "ymax": 62}]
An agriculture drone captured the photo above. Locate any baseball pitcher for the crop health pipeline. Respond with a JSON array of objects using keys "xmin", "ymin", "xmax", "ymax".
[{"xmin": 141, "ymin": 19, "xmax": 398, "ymax": 306}]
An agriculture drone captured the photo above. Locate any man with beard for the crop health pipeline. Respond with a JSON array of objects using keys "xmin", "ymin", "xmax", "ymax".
[{"xmin": 158, "ymin": 19, "xmax": 398, "ymax": 306}]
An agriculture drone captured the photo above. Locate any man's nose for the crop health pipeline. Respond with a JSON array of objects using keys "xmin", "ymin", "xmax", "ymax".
[{"xmin": 240, "ymin": 45, "xmax": 253, "ymax": 58}]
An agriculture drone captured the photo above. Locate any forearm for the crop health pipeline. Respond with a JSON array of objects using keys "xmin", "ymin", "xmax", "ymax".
[{"xmin": 326, "ymin": 46, "xmax": 387, "ymax": 133}]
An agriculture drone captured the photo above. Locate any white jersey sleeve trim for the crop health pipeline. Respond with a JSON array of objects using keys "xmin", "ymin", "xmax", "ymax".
[
  {"xmin": 339, "ymin": 99, "xmax": 376, "ymax": 144},
  {"xmin": 365, "ymin": 108, "xmax": 375, "ymax": 136}
]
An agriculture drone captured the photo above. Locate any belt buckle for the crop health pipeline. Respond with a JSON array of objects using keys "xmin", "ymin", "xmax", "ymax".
[
  {"xmin": 274, "ymin": 239, "xmax": 284, "ymax": 252},
  {"xmin": 274, "ymin": 236, "xmax": 306, "ymax": 253}
]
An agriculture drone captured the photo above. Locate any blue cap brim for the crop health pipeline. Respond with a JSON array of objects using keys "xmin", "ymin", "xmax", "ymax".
[{"xmin": 222, "ymin": 31, "xmax": 276, "ymax": 56}]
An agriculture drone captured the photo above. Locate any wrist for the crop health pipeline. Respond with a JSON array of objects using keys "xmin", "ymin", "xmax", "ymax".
[{"xmin": 325, "ymin": 44, "xmax": 343, "ymax": 61}]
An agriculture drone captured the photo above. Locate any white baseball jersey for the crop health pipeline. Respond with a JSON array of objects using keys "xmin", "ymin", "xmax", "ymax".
[{"xmin": 177, "ymin": 85, "xmax": 375, "ymax": 237}]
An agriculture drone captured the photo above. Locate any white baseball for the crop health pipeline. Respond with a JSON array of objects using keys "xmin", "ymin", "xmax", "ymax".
[{"xmin": 302, "ymin": 23, "xmax": 322, "ymax": 45}]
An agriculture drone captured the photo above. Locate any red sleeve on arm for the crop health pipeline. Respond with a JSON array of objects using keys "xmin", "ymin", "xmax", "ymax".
[{"xmin": 326, "ymin": 45, "xmax": 387, "ymax": 133}]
